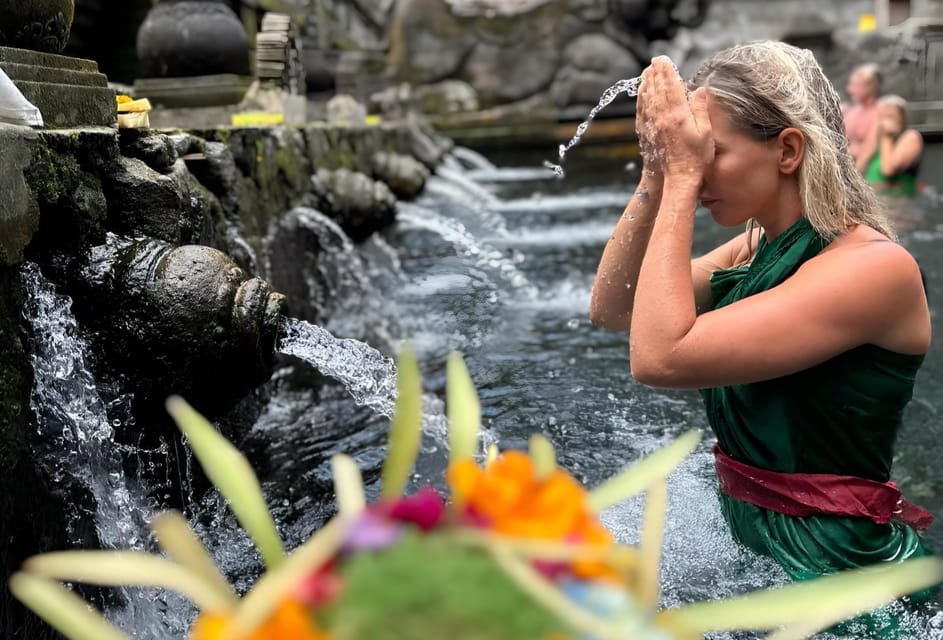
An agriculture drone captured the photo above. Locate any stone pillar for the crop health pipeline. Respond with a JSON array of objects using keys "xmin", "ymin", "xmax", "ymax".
[{"xmin": 134, "ymin": 0, "xmax": 252, "ymax": 107}]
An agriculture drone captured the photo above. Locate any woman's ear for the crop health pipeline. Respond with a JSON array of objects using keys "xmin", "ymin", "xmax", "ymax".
[{"xmin": 777, "ymin": 128, "xmax": 805, "ymax": 175}]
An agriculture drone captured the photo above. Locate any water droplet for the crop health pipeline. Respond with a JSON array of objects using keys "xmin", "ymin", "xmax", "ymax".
[{"xmin": 566, "ymin": 318, "xmax": 580, "ymax": 329}]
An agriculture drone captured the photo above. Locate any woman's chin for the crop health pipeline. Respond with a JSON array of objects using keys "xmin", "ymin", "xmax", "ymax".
[{"xmin": 709, "ymin": 208, "xmax": 750, "ymax": 228}]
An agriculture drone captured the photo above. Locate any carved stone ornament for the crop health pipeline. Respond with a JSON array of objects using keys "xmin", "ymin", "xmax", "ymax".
[
  {"xmin": 0, "ymin": 0, "xmax": 75, "ymax": 54},
  {"xmin": 136, "ymin": 0, "xmax": 250, "ymax": 78}
]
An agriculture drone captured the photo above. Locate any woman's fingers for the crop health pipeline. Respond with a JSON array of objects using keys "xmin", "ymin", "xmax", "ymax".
[{"xmin": 689, "ymin": 87, "xmax": 710, "ymax": 132}]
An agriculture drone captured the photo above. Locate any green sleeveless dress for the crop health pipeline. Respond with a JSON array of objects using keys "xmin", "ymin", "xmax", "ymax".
[
  {"xmin": 700, "ymin": 218, "xmax": 931, "ymax": 582},
  {"xmin": 864, "ymin": 150, "xmax": 919, "ymax": 197}
]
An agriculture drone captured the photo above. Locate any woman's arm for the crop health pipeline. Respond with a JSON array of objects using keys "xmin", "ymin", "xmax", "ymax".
[
  {"xmin": 627, "ymin": 58, "xmax": 714, "ymax": 381},
  {"xmin": 854, "ymin": 124, "xmax": 878, "ymax": 173},
  {"xmin": 589, "ymin": 171, "xmax": 662, "ymax": 331},
  {"xmin": 879, "ymin": 129, "xmax": 923, "ymax": 176},
  {"xmin": 632, "ymin": 239, "xmax": 930, "ymax": 388},
  {"xmin": 590, "ymin": 59, "xmax": 750, "ymax": 333}
]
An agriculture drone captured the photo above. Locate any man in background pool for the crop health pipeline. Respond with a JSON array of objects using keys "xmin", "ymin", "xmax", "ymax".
[{"xmin": 843, "ymin": 62, "xmax": 882, "ymax": 173}]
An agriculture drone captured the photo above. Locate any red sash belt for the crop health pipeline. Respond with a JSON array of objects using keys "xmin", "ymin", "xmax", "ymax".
[{"xmin": 713, "ymin": 444, "xmax": 934, "ymax": 530}]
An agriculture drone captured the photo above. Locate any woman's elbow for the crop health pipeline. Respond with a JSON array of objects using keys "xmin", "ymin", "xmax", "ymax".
[
  {"xmin": 630, "ymin": 352, "xmax": 681, "ymax": 387},
  {"xmin": 630, "ymin": 355, "xmax": 663, "ymax": 386}
]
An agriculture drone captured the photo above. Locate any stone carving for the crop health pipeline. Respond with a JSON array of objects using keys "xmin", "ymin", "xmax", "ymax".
[
  {"xmin": 326, "ymin": 93, "xmax": 368, "ymax": 124},
  {"xmin": 0, "ymin": 0, "xmax": 74, "ymax": 53},
  {"xmin": 309, "ymin": 168, "xmax": 397, "ymax": 241},
  {"xmin": 133, "ymin": 0, "xmax": 252, "ymax": 107},
  {"xmin": 136, "ymin": 0, "xmax": 250, "ymax": 78},
  {"xmin": 370, "ymin": 150, "xmax": 430, "ymax": 199},
  {"xmin": 59, "ymin": 235, "xmax": 285, "ymax": 411}
]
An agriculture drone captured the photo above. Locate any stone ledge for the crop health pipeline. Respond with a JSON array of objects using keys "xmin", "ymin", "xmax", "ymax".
[
  {"xmin": 0, "ymin": 61, "xmax": 109, "ymax": 87},
  {"xmin": 13, "ymin": 81, "xmax": 116, "ymax": 128},
  {"xmin": 0, "ymin": 46, "xmax": 100, "ymax": 72},
  {"xmin": 134, "ymin": 74, "xmax": 252, "ymax": 109}
]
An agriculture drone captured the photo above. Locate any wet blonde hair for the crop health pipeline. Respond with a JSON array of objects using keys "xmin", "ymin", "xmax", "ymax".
[{"xmin": 689, "ymin": 41, "xmax": 894, "ymax": 240}]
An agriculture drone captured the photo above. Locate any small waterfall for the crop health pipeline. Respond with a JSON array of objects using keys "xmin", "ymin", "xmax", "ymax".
[
  {"xmin": 265, "ymin": 207, "xmax": 398, "ymax": 349},
  {"xmin": 276, "ymin": 316, "xmax": 454, "ymax": 442},
  {"xmin": 448, "ymin": 145, "xmax": 497, "ymax": 171},
  {"xmin": 396, "ymin": 201, "xmax": 533, "ymax": 293},
  {"xmin": 21, "ymin": 262, "xmax": 191, "ymax": 638},
  {"xmin": 22, "ymin": 262, "xmax": 154, "ymax": 548},
  {"xmin": 427, "ymin": 167, "xmax": 502, "ymax": 208}
]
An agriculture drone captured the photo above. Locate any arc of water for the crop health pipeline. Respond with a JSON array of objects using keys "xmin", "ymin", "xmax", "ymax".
[{"xmin": 544, "ymin": 76, "xmax": 642, "ymax": 178}]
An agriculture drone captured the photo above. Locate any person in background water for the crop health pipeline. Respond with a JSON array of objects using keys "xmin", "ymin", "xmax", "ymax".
[
  {"xmin": 864, "ymin": 94, "xmax": 924, "ymax": 197},
  {"xmin": 590, "ymin": 41, "xmax": 935, "ymax": 622},
  {"xmin": 843, "ymin": 62, "xmax": 882, "ymax": 172}
]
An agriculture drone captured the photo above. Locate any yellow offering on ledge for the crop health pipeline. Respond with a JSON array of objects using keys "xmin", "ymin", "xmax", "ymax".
[
  {"xmin": 232, "ymin": 111, "xmax": 285, "ymax": 126},
  {"xmin": 116, "ymin": 95, "xmax": 152, "ymax": 128}
]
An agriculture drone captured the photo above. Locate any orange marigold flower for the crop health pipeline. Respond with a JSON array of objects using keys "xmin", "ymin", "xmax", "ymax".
[
  {"xmin": 189, "ymin": 600, "xmax": 330, "ymax": 640},
  {"xmin": 447, "ymin": 452, "xmax": 621, "ymax": 582}
]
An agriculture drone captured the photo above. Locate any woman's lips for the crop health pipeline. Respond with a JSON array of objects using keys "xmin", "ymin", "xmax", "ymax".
[{"xmin": 699, "ymin": 198, "xmax": 718, "ymax": 207}]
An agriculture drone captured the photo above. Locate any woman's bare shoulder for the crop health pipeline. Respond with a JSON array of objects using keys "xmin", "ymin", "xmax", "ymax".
[{"xmin": 810, "ymin": 225, "xmax": 922, "ymax": 289}]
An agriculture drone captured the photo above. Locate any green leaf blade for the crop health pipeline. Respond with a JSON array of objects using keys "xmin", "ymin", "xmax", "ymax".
[
  {"xmin": 447, "ymin": 351, "xmax": 481, "ymax": 464},
  {"xmin": 9, "ymin": 573, "xmax": 128, "ymax": 640},
  {"xmin": 589, "ymin": 430, "xmax": 700, "ymax": 512},
  {"xmin": 381, "ymin": 344, "xmax": 423, "ymax": 499},
  {"xmin": 165, "ymin": 396, "xmax": 285, "ymax": 569}
]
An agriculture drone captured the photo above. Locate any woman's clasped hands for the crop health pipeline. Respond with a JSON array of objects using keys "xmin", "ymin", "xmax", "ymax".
[{"xmin": 636, "ymin": 56, "xmax": 714, "ymax": 185}]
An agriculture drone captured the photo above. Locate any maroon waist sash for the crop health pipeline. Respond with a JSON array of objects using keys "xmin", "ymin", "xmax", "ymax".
[{"xmin": 713, "ymin": 444, "xmax": 934, "ymax": 530}]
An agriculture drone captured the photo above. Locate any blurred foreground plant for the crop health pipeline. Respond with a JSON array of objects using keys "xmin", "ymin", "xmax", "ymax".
[{"xmin": 11, "ymin": 347, "xmax": 943, "ymax": 639}]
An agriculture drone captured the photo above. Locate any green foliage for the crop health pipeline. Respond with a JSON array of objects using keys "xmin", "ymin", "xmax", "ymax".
[{"xmin": 320, "ymin": 532, "xmax": 569, "ymax": 640}]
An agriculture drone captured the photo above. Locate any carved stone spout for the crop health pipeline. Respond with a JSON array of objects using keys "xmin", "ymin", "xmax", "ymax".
[{"xmin": 56, "ymin": 235, "xmax": 285, "ymax": 412}]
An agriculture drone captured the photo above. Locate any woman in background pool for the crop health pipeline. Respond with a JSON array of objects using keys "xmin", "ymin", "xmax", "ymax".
[
  {"xmin": 864, "ymin": 94, "xmax": 925, "ymax": 198},
  {"xmin": 590, "ymin": 41, "xmax": 935, "ymax": 600}
]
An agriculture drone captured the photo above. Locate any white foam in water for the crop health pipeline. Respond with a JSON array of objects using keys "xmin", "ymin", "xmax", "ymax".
[{"xmin": 544, "ymin": 75, "xmax": 642, "ymax": 178}]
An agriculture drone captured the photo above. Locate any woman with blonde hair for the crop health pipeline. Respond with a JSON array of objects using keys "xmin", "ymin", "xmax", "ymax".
[
  {"xmin": 591, "ymin": 41, "xmax": 934, "ymax": 592},
  {"xmin": 864, "ymin": 94, "xmax": 924, "ymax": 197}
]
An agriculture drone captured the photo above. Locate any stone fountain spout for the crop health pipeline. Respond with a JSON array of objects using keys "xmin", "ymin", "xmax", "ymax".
[{"xmin": 51, "ymin": 234, "xmax": 286, "ymax": 414}]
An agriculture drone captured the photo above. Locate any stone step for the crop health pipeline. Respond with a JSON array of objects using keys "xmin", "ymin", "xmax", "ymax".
[
  {"xmin": 0, "ymin": 61, "xmax": 108, "ymax": 87},
  {"xmin": 0, "ymin": 46, "xmax": 117, "ymax": 128},
  {"xmin": 13, "ymin": 81, "xmax": 116, "ymax": 128},
  {"xmin": 0, "ymin": 46, "xmax": 100, "ymax": 73}
]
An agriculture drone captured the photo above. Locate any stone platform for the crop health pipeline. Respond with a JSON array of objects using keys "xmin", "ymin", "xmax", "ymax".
[
  {"xmin": 133, "ymin": 74, "xmax": 251, "ymax": 109},
  {"xmin": 0, "ymin": 46, "xmax": 116, "ymax": 128}
]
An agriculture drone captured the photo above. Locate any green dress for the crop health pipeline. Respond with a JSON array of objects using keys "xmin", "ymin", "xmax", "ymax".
[
  {"xmin": 700, "ymin": 218, "xmax": 931, "ymax": 582},
  {"xmin": 864, "ymin": 149, "xmax": 919, "ymax": 197}
]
